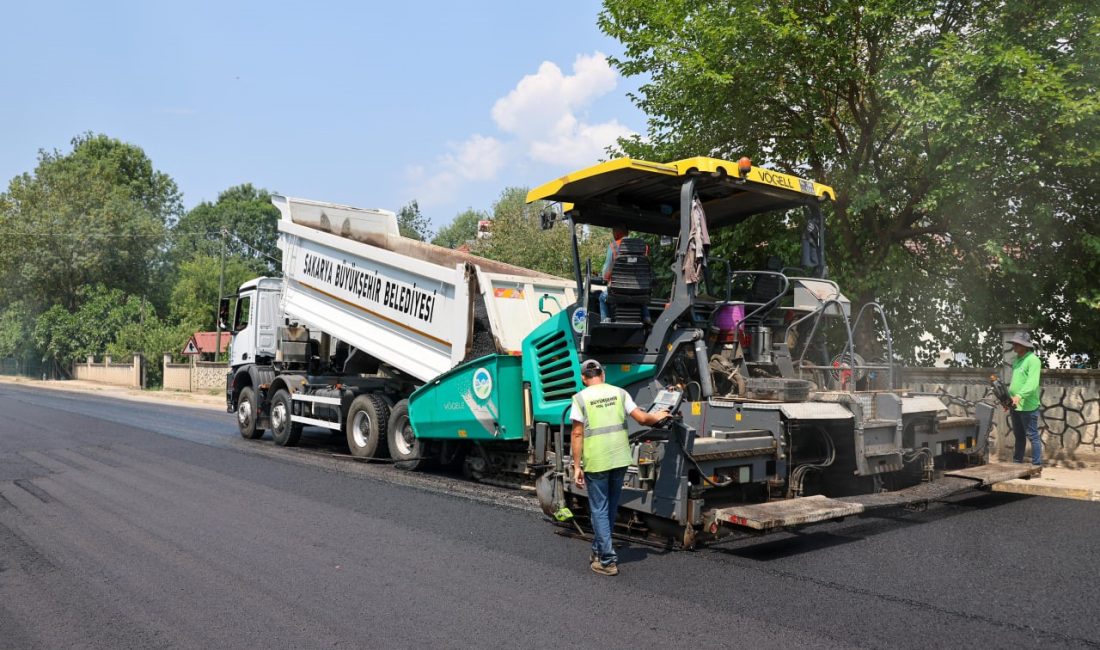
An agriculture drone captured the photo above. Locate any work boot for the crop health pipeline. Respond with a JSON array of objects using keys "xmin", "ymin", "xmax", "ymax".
[{"xmin": 590, "ymin": 560, "xmax": 618, "ymax": 576}]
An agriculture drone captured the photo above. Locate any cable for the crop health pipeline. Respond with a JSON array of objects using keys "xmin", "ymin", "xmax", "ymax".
[
  {"xmin": 669, "ymin": 421, "xmax": 732, "ymax": 488},
  {"xmin": 0, "ymin": 226, "xmax": 282, "ymax": 267}
]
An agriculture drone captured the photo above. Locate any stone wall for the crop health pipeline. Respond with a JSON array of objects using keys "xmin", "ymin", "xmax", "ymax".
[
  {"xmin": 73, "ymin": 355, "xmax": 144, "ymax": 389},
  {"xmin": 901, "ymin": 367, "xmax": 1100, "ymax": 468},
  {"xmin": 161, "ymin": 355, "xmax": 226, "ymax": 393},
  {"xmin": 191, "ymin": 361, "xmax": 226, "ymax": 392}
]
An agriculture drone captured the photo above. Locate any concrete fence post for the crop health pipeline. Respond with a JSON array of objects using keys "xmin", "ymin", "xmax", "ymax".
[
  {"xmin": 86, "ymin": 355, "xmax": 94, "ymax": 365},
  {"xmin": 104, "ymin": 355, "xmax": 112, "ymax": 367},
  {"xmin": 134, "ymin": 354, "xmax": 144, "ymax": 389}
]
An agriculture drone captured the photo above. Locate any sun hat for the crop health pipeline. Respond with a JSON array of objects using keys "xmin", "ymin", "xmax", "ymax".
[{"xmin": 1007, "ymin": 331, "xmax": 1035, "ymax": 348}]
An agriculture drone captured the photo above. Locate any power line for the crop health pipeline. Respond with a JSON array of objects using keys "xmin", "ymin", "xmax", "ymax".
[
  {"xmin": 0, "ymin": 228, "xmax": 281, "ymax": 265},
  {"xmin": 0, "ymin": 229, "xmax": 230, "ymax": 237}
]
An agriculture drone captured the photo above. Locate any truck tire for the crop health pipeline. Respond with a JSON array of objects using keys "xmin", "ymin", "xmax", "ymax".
[
  {"xmin": 388, "ymin": 399, "xmax": 428, "ymax": 470},
  {"xmin": 236, "ymin": 386, "xmax": 264, "ymax": 440},
  {"xmin": 346, "ymin": 394, "xmax": 389, "ymax": 459},
  {"xmin": 271, "ymin": 389, "xmax": 302, "ymax": 447}
]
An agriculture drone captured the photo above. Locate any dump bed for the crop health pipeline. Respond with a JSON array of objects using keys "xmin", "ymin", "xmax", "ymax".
[{"xmin": 273, "ymin": 196, "xmax": 576, "ymax": 382}]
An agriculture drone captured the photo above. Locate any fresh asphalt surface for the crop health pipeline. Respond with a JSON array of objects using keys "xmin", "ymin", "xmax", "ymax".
[{"xmin": 0, "ymin": 383, "xmax": 1097, "ymax": 649}]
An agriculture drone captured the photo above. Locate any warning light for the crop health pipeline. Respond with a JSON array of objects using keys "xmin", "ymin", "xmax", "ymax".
[{"xmin": 737, "ymin": 157, "xmax": 752, "ymax": 177}]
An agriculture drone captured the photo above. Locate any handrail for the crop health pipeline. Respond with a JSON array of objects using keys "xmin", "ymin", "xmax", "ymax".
[
  {"xmin": 538, "ymin": 294, "xmax": 562, "ymax": 316},
  {"xmin": 728, "ymin": 270, "xmax": 790, "ymax": 326},
  {"xmin": 851, "ymin": 301, "xmax": 895, "ymax": 388},
  {"xmin": 787, "ymin": 298, "xmax": 856, "ymax": 388}
]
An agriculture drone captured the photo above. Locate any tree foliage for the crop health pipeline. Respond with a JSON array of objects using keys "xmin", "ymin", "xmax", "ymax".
[
  {"xmin": 473, "ymin": 187, "xmax": 609, "ymax": 279},
  {"xmin": 171, "ymin": 183, "xmax": 281, "ymax": 275},
  {"xmin": 32, "ymin": 285, "xmax": 156, "ymax": 367},
  {"xmin": 0, "ymin": 133, "xmax": 181, "ymax": 312},
  {"xmin": 432, "ymin": 208, "xmax": 486, "ymax": 249},
  {"xmin": 0, "ymin": 133, "xmax": 279, "ymax": 380},
  {"xmin": 170, "ymin": 254, "xmax": 260, "ymax": 331},
  {"xmin": 396, "ymin": 200, "xmax": 433, "ymax": 242},
  {"xmin": 0, "ymin": 302, "xmax": 34, "ymax": 363},
  {"xmin": 600, "ymin": 0, "xmax": 1100, "ymax": 365}
]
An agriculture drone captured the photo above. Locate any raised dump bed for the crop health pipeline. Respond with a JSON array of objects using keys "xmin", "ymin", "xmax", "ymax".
[{"xmin": 273, "ymin": 195, "xmax": 577, "ymax": 382}]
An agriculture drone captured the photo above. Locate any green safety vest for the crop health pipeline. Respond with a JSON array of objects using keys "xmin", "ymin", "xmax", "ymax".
[{"xmin": 573, "ymin": 383, "xmax": 632, "ymax": 473}]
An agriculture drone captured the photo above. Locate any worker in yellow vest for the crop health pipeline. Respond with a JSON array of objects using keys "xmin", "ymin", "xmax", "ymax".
[{"xmin": 570, "ymin": 359, "xmax": 668, "ymax": 576}]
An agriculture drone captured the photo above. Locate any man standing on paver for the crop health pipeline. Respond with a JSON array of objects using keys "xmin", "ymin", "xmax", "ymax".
[
  {"xmin": 1008, "ymin": 331, "xmax": 1042, "ymax": 470},
  {"xmin": 570, "ymin": 359, "xmax": 667, "ymax": 576}
]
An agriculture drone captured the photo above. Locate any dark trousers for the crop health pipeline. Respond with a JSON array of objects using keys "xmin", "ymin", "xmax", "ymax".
[
  {"xmin": 1010, "ymin": 408, "xmax": 1042, "ymax": 466},
  {"xmin": 586, "ymin": 466, "xmax": 627, "ymax": 566}
]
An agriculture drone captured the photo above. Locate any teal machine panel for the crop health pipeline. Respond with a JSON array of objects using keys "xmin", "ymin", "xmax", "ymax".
[
  {"xmin": 408, "ymin": 354, "xmax": 525, "ymax": 441},
  {"xmin": 521, "ymin": 308, "xmax": 655, "ymax": 424}
]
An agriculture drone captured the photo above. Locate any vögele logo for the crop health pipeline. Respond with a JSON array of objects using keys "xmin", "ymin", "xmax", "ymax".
[
  {"xmin": 571, "ymin": 308, "xmax": 587, "ymax": 334},
  {"xmin": 472, "ymin": 367, "xmax": 492, "ymax": 400}
]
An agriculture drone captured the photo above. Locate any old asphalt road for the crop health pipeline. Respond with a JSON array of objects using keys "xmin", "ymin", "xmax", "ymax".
[{"xmin": 0, "ymin": 383, "xmax": 1098, "ymax": 649}]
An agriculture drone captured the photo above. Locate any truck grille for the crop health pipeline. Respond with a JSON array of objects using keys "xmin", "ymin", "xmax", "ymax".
[{"xmin": 533, "ymin": 330, "xmax": 579, "ymax": 402}]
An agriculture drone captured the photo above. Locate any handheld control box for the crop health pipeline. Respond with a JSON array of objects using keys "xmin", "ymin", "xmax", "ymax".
[{"xmin": 647, "ymin": 388, "xmax": 684, "ymax": 415}]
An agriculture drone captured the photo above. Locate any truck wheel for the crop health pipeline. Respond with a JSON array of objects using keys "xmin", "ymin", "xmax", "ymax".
[
  {"xmin": 271, "ymin": 389, "xmax": 302, "ymax": 447},
  {"xmin": 346, "ymin": 394, "xmax": 389, "ymax": 459},
  {"xmin": 236, "ymin": 386, "xmax": 264, "ymax": 440},
  {"xmin": 388, "ymin": 400, "xmax": 428, "ymax": 470}
]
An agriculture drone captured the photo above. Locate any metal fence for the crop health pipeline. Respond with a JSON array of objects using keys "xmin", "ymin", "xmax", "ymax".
[{"xmin": 0, "ymin": 356, "xmax": 44, "ymax": 378}]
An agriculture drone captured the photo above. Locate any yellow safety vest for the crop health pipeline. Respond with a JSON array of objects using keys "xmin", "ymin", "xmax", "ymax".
[{"xmin": 573, "ymin": 383, "xmax": 632, "ymax": 473}]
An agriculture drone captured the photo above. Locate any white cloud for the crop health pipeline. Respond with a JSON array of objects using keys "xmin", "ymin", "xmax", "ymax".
[
  {"xmin": 527, "ymin": 114, "xmax": 633, "ymax": 169},
  {"xmin": 491, "ymin": 52, "xmax": 632, "ymax": 166},
  {"xmin": 406, "ymin": 134, "xmax": 506, "ymax": 208},
  {"xmin": 406, "ymin": 52, "xmax": 634, "ymax": 207}
]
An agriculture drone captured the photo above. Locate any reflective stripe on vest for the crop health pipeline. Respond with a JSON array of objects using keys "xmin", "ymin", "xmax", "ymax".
[{"xmin": 575, "ymin": 383, "xmax": 632, "ymax": 473}]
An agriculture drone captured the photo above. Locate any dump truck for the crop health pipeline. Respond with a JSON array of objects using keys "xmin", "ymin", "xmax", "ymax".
[
  {"xmin": 225, "ymin": 157, "xmax": 1036, "ymax": 548},
  {"xmin": 224, "ymin": 195, "xmax": 577, "ymax": 464}
]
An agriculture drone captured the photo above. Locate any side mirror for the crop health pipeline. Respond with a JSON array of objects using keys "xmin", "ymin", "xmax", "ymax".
[
  {"xmin": 539, "ymin": 207, "xmax": 557, "ymax": 230},
  {"xmin": 218, "ymin": 297, "xmax": 231, "ymax": 332}
]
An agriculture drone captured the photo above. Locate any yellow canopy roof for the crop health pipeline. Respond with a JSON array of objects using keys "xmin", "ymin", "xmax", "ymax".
[{"xmin": 527, "ymin": 156, "xmax": 834, "ymax": 235}]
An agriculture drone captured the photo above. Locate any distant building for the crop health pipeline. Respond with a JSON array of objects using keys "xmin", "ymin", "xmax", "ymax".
[
  {"xmin": 183, "ymin": 332, "xmax": 231, "ymax": 361},
  {"xmin": 476, "ymin": 219, "xmax": 492, "ymax": 239}
]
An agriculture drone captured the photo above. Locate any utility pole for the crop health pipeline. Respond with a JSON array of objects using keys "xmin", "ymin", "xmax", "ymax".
[{"xmin": 215, "ymin": 227, "xmax": 227, "ymax": 363}]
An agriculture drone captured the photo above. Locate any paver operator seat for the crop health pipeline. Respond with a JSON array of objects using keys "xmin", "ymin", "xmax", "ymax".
[{"xmin": 605, "ymin": 237, "xmax": 652, "ymax": 324}]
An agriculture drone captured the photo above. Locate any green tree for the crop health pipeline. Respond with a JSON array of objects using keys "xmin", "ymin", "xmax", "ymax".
[
  {"xmin": 396, "ymin": 200, "xmax": 433, "ymax": 241},
  {"xmin": 431, "ymin": 208, "xmax": 485, "ymax": 248},
  {"xmin": 600, "ymin": 0, "xmax": 1100, "ymax": 364},
  {"xmin": 109, "ymin": 318, "xmax": 193, "ymax": 388},
  {"xmin": 0, "ymin": 133, "xmax": 181, "ymax": 312},
  {"xmin": 171, "ymin": 183, "xmax": 281, "ymax": 275},
  {"xmin": 33, "ymin": 285, "xmax": 156, "ymax": 374},
  {"xmin": 473, "ymin": 187, "xmax": 609, "ymax": 279},
  {"xmin": 170, "ymin": 253, "xmax": 260, "ymax": 331},
  {"xmin": 0, "ymin": 302, "xmax": 35, "ymax": 371}
]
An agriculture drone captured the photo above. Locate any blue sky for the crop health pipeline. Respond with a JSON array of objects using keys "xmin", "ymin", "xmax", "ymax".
[{"xmin": 0, "ymin": 0, "xmax": 647, "ymax": 231}]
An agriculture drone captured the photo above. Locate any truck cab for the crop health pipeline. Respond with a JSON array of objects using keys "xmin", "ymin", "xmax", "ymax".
[{"xmin": 224, "ymin": 277, "xmax": 283, "ymax": 371}]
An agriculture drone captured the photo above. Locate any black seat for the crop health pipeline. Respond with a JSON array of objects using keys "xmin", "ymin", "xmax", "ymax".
[
  {"xmin": 745, "ymin": 257, "xmax": 785, "ymax": 324},
  {"xmin": 606, "ymin": 238, "xmax": 651, "ymax": 322}
]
